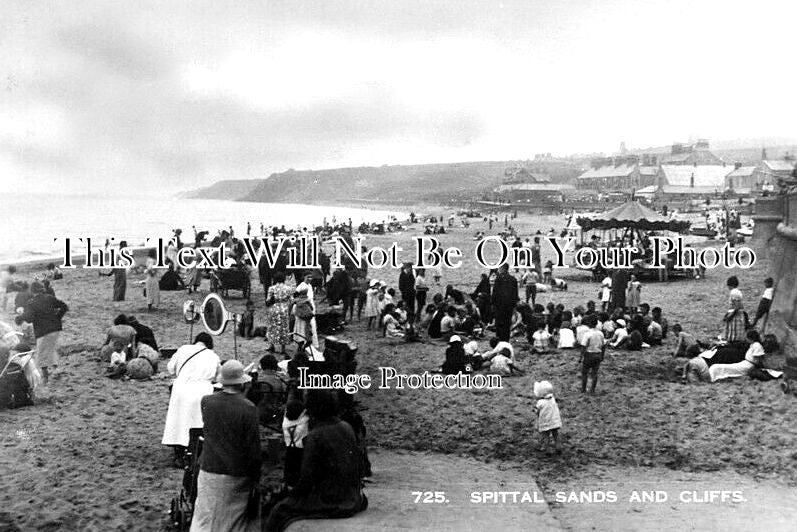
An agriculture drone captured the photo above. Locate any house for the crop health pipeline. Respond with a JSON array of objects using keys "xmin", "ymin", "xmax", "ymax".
[
  {"xmin": 656, "ymin": 164, "xmax": 734, "ymax": 199},
  {"xmin": 503, "ymin": 166, "xmax": 551, "ymax": 184},
  {"xmin": 752, "ymin": 159, "xmax": 797, "ymax": 190},
  {"xmin": 627, "ymin": 139, "xmax": 724, "ymax": 166},
  {"xmin": 725, "ymin": 165, "xmax": 757, "ymax": 195},
  {"xmin": 576, "ymin": 156, "xmax": 658, "ymax": 191},
  {"xmin": 494, "ymin": 183, "xmax": 575, "ymax": 203}
]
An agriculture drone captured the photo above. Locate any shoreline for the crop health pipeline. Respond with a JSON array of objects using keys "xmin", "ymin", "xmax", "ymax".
[{"xmin": 2, "ymin": 199, "xmax": 429, "ymax": 270}]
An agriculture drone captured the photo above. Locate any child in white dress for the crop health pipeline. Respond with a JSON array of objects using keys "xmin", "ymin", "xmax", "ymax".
[
  {"xmin": 533, "ymin": 380, "xmax": 562, "ymax": 454},
  {"xmin": 364, "ymin": 280, "xmax": 381, "ymax": 330}
]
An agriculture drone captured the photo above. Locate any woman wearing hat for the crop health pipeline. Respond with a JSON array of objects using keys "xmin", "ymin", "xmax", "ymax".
[
  {"xmin": 292, "ymin": 274, "xmax": 319, "ymax": 349},
  {"xmin": 162, "ymin": 332, "xmax": 220, "ymax": 467},
  {"xmin": 191, "ymin": 359, "xmax": 261, "ymax": 532}
]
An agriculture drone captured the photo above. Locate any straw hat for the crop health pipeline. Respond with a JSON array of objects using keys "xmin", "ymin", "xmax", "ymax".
[
  {"xmin": 616, "ymin": 319, "xmax": 627, "ymax": 327},
  {"xmin": 448, "ymin": 335, "xmax": 462, "ymax": 343},
  {"xmin": 218, "ymin": 360, "xmax": 251, "ymax": 386}
]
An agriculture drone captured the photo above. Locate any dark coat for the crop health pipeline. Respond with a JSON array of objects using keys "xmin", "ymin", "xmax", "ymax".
[
  {"xmin": 290, "ymin": 418, "xmax": 363, "ymax": 510},
  {"xmin": 398, "ymin": 270, "xmax": 415, "ymax": 299},
  {"xmin": 491, "ymin": 272, "xmax": 519, "ymax": 310},
  {"xmin": 199, "ymin": 391, "xmax": 262, "ymax": 479},
  {"xmin": 19, "ymin": 293, "xmax": 68, "ymax": 339}
]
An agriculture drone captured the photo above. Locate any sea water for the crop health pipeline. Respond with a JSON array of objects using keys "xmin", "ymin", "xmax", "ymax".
[{"xmin": 0, "ymin": 193, "xmax": 405, "ymax": 264}]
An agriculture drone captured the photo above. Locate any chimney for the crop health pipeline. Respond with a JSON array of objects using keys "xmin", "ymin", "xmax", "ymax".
[
  {"xmin": 735, "ymin": 162, "xmax": 742, "ymax": 170},
  {"xmin": 690, "ymin": 173, "xmax": 695, "ymax": 188}
]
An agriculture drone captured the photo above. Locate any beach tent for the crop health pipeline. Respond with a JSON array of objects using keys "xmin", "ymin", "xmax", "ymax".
[{"xmin": 577, "ymin": 201, "xmax": 690, "ymax": 233}]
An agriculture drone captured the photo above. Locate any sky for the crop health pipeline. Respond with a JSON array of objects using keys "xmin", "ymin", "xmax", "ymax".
[{"xmin": 1, "ymin": 0, "xmax": 795, "ymax": 195}]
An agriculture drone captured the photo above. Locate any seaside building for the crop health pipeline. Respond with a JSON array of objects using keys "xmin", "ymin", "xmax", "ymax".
[
  {"xmin": 725, "ymin": 164, "xmax": 758, "ymax": 195},
  {"xmin": 752, "ymin": 158, "xmax": 797, "ymax": 191},
  {"xmin": 494, "ymin": 182, "xmax": 575, "ymax": 203},
  {"xmin": 575, "ymin": 155, "xmax": 659, "ymax": 192}
]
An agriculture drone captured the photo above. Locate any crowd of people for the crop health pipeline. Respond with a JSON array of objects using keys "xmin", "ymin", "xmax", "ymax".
[{"xmin": 0, "ymin": 206, "xmax": 787, "ymax": 532}]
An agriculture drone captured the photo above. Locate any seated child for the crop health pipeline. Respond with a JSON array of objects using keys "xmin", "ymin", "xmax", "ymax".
[
  {"xmin": 647, "ymin": 319, "xmax": 663, "ymax": 346},
  {"xmin": 488, "ymin": 346, "xmax": 524, "ymax": 376},
  {"xmin": 533, "ymin": 380, "xmax": 562, "ymax": 453},
  {"xmin": 439, "ymin": 307, "xmax": 461, "ymax": 341},
  {"xmin": 106, "ymin": 340, "xmax": 127, "ymax": 379},
  {"xmin": 682, "ymin": 352, "xmax": 711, "ymax": 383},
  {"xmin": 531, "ymin": 323, "xmax": 552, "ymax": 354},
  {"xmin": 282, "ymin": 400, "xmax": 310, "ymax": 487},
  {"xmin": 651, "ymin": 306, "xmax": 668, "ymax": 338},
  {"xmin": 609, "ymin": 319, "xmax": 629, "ymax": 347},
  {"xmin": 671, "ymin": 323, "xmax": 698, "ymax": 358}
]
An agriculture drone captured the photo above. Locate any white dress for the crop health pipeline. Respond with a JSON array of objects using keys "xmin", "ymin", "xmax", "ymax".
[
  {"xmin": 557, "ymin": 328, "xmax": 576, "ymax": 349},
  {"xmin": 162, "ymin": 342, "xmax": 220, "ymax": 446},
  {"xmin": 709, "ymin": 342, "xmax": 764, "ymax": 382},
  {"xmin": 292, "ymin": 281, "xmax": 319, "ymax": 348}
]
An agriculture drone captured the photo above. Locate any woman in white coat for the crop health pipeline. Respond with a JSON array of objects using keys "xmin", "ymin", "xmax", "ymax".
[
  {"xmin": 162, "ymin": 332, "xmax": 220, "ymax": 467},
  {"xmin": 292, "ymin": 274, "xmax": 319, "ymax": 349}
]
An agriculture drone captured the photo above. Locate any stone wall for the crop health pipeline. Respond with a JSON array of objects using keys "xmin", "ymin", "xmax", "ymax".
[
  {"xmin": 752, "ymin": 196, "xmax": 784, "ymax": 258},
  {"xmin": 767, "ymin": 217, "xmax": 797, "ymax": 366}
]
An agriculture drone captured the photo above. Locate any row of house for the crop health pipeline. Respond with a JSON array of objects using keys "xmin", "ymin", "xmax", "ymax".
[
  {"xmin": 575, "ymin": 140, "xmax": 795, "ymax": 199},
  {"xmin": 492, "ymin": 140, "xmax": 796, "ymax": 204}
]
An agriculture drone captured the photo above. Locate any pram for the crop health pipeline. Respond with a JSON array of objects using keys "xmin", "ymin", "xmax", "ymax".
[
  {"xmin": 169, "ymin": 428, "xmax": 203, "ymax": 531},
  {"xmin": 209, "ymin": 267, "xmax": 252, "ymax": 299}
]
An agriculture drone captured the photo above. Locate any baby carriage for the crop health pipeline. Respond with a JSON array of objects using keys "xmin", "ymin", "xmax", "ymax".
[
  {"xmin": 169, "ymin": 428, "xmax": 204, "ymax": 531},
  {"xmin": 0, "ymin": 328, "xmax": 41, "ymax": 409},
  {"xmin": 209, "ymin": 267, "xmax": 252, "ymax": 299}
]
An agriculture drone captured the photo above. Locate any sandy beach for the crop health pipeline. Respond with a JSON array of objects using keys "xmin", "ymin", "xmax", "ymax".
[{"xmin": 1, "ymin": 207, "xmax": 795, "ymax": 531}]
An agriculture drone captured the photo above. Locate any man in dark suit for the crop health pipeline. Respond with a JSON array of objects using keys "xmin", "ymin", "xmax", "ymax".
[
  {"xmin": 491, "ymin": 264, "xmax": 519, "ymax": 341},
  {"xmin": 398, "ymin": 263, "xmax": 416, "ymax": 322}
]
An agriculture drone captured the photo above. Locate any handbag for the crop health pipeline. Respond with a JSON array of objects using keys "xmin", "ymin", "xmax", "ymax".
[{"xmin": 295, "ymin": 300, "xmax": 314, "ymax": 320}]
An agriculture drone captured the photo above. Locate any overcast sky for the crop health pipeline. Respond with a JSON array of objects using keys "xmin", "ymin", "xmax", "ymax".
[{"xmin": 1, "ymin": 0, "xmax": 795, "ymax": 195}]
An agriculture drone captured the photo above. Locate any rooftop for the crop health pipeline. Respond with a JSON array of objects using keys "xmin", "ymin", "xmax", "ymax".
[{"xmin": 660, "ymin": 165, "xmax": 733, "ymax": 188}]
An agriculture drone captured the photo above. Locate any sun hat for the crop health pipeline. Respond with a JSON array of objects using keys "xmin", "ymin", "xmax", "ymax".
[
  {"xmin": 448, "ymin": 335, "xmax": 462, "ymax": 343},
  {"xmin": 218, "ymin": 360, "xmax": 252, "ymax": 386},
  {"xmin": 369, "ymin": 279, "xmax": 379, "ymax": 287},
  {"xmin": 616, "ymin": 319, "xmax": 627, "ymax": 327},
  {"xmin": 533, "ymin": 380, "xmax": 554, "ymax": 398}
]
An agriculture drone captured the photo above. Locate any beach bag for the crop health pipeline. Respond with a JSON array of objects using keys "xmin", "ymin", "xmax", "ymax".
[{"xmin": 295, "ymin": 300, "xmax": 314, "ymax": 320}]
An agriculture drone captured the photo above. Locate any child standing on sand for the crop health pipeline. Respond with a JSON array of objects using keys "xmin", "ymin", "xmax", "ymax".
[
  {"xmin": 364, "ymin": 280, "xmax": 380, "ymax": 330},
  {"xmin": 533, "ymin": 380, "xmax": 562, "ymax": 454}
]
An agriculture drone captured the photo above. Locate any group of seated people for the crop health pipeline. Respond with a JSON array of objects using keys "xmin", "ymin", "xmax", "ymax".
[
  {"xmin": 509, "ymin": 300, "xmax": 669, "ymax": 354},
  {"xmin": 682, "ymin": 329, "xmax": 781, "ymax": 384},
  {"xmin": 100, "ymin": 314, "xmax": 160, "ymax": 379},
  {"xmin": 440, "ymin": 336, "xmax": 524, "ymax": 376}
]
